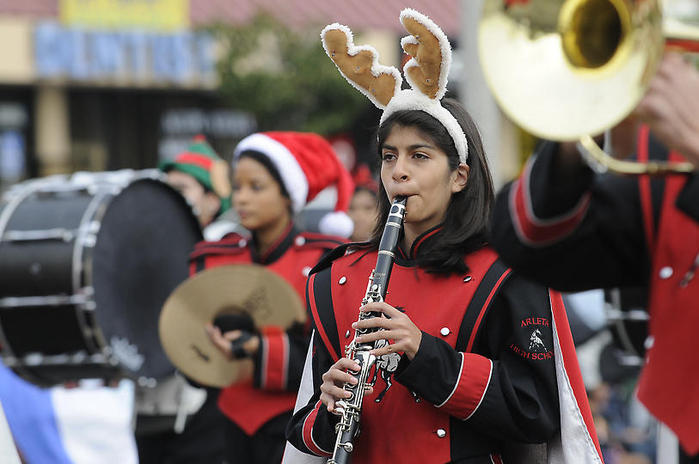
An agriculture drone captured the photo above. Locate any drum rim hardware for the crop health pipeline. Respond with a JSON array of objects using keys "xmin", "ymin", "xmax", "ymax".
[{"xmin": 0, "ymin": 171, "xmax": 199, "ymax": 386}]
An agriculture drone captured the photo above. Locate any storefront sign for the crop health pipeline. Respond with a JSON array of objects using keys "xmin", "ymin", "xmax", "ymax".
[
  {"xmin": 34, "ymin": 22, "xmax": 216, "ymax": 86},
  {"xmin": 0, "ymin": 103, "xmax": 28, "ymax": 185},
  {"xmin": 158, "ymin": 108, "xmax": 257, "ymax": 162},
  {"xmin": 60, "ymin": 0, "xmax": 188, "ymax": 31}
]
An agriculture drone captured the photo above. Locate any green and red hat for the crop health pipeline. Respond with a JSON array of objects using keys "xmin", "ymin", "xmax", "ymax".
[{"xmin": 159, "ymin": 135, "xmax": 232, "ymax": 216}]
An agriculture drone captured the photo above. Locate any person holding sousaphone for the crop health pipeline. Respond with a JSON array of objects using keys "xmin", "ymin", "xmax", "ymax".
[
  {"xmin": 491, "ymin": 57, "xmax": 699, "ymax": 461},
  {"xmin": 285, "ymin": 9, "xmax": 603, "ymax": 464},
  {"xmin": 189, "ymin": 132, "xmax": 353, "ymax": 463},
  {"xmin": 486, "ymin": 1, "xmax": 699, "ymax": 460}
]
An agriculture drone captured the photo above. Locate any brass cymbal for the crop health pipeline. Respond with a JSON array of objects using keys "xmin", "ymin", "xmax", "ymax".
[{"xmin": 159, "ymin": 264, "xmax": 306, "ymax": 388}]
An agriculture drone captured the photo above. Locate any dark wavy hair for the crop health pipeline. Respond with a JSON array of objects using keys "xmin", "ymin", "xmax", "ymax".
[{"xmin": 368, "ymin": 98, "xmax": 494, "ymax": 274}]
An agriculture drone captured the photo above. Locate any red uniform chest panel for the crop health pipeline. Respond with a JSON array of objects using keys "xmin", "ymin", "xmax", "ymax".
[
  {"xmin": 327, "ymin": 248, "xmax": 498, "ymax": 463},
  {"xmin": 329, "ymin": 248, "xmax": 498, "ymax": 352},
  {"xmin": 647, "ymin": 163, "xmax": 699, "ymax": 341},
  {"xmin": 265, "ymin": 248, "xmax": 320, "ymax": 303},
  {"xmin": 199, "ymin": 248, "xmax": 252, "ymax": 268},
  {"xmin": 199, "ymin": 246, "xmax": 321, "ymax": 306},
  {"xmin": 638, "ymin": 161, "xmax": 699, "ymax": 451}
]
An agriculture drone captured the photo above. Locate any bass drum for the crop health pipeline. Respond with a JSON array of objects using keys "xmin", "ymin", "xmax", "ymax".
[{"xmin": 0, "ymin": 170, "xmax": 202, "ymax": 386}]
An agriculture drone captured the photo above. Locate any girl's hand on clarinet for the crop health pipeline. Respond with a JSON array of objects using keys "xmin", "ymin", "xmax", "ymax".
[
  {"xmin": 354, "ymin": 302, "xmax": 422, "ymax": 360},
  {"xmin": 320, "ymin": 358, "xmax": 373, "ymax": 414}
]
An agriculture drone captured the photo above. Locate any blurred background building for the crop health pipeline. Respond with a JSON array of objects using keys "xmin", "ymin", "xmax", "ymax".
[
  {"xmin": 0, "ymin": 0, "xmax": 529, "ymax": 194},
  {"xmin": 0, "ymin": 1, "xmax": 697, "ymax": 463},
  {"xmin": 0, "ymin": 0, "xmax": 696, "ymax": 190}
]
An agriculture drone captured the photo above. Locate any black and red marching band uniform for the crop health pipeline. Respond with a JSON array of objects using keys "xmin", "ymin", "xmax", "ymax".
[
  {"xmin": 286, "ymin": 228, "xmax": 603, "ymax": 464},
  {"xmin": 490, "ymin": 126, "xmax": 699, "ymax": 456},
  {"xmin": 188, "ymin": 224, "xmax": 344, "ymax": 458}
]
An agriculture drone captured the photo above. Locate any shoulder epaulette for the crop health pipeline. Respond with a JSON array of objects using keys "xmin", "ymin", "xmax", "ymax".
[
  {"xmin": 189, "ymin": 233, "xmax": 249, "ymax": 260},
  {"xmin": 219, "ymin": 231, "xmax": 244, "ymax": 241},
  {"xmin": 309, "ymin": 241, "xmax": 373, "ymax": 275},
  {"xmin": 296, "ymin": 231, "xmax": 348, "ymax": 251}
]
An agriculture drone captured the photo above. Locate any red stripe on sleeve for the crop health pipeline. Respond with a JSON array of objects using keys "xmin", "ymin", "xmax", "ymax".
[
  {"xmin": 302, "ymin": 401, "xmax": 332, "ymax": 456},
  {"xmin": 260, "ymin": 326, "xmax": 287, "ymax": 390},
  {"xmin": 439, "ymin": 353, "xmax": 493, "ymax": 420},
  {"xmin": 509, "ymin": 160, "xmax": 590, "ymax": 246}
]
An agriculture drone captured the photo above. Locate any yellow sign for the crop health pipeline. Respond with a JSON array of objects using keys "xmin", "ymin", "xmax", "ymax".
[{"xmin": 60, "ymin": 0, "xmax": 189, "ymax": 31}]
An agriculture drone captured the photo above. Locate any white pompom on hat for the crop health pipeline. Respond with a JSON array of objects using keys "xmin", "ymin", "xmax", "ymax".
[{"xmin": 234, "ymin": 132, "xmax": 355, "ymax": 238}]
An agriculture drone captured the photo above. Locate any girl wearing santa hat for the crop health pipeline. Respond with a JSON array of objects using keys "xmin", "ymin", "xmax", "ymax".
[{"xmin": 189, "ymin": 131, "xmax": 353, "ymax": 464}]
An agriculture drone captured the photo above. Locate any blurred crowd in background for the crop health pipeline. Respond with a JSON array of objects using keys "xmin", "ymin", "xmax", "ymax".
[{"xmin": 0, "ymin": 0, "xmax": 697, "ymax": 463}]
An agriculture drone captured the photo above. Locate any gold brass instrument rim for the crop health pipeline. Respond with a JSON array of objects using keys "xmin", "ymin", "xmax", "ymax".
[
  {"xmin": 477, "ymin": 0, "xmax": 663, "ymax": 141},
  {"xmin": 559, "ymin": 0, "xmax": 633, "ymax": 71},
  {"xmin": 580, "ymin": 135, "xmax": 695, "ymax": 175},
  {"xmin": 479, "ymin": 0, "xmax": 697, "ymax": 174}
]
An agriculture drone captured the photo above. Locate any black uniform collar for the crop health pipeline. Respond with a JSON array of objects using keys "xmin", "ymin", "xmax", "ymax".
[
  {"xmin": 395, "ymin": 225, "xmax": 443, "ymax": 266},
  {"xmin": 250, "ymin": 222, "xmax": 300, "ymax": 265}
]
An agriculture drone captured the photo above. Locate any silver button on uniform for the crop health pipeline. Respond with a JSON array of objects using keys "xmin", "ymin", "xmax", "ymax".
[
  {"xmin": 339, "ymin": 276, "xmax": 347, "ymax": 285},
  {"xmin": 659, "ymin": 266, "xmax": 673, "ymax": 279},
  {"xmin": 295, "ymin": 236, "xmax": 306, "ymax": 246},
  {"xmin": 436, "ymin": 429, "xmax": 446, "ymax": 438},
  {"xmin": 239, "ymin": 239, "xmax": 247, "ymax": 247},
  {"xmin": 440, "ymin": 327, "xmax": 450, "ymax": 337}
]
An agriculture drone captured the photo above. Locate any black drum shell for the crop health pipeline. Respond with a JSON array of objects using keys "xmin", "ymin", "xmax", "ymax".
[
  {"xmin": 0, "ymin": 191, "xmax": 98, "ymax": 296},
  {"xmin": 0, "ymin": 175, "xmax": 202, "ymax": 385}
]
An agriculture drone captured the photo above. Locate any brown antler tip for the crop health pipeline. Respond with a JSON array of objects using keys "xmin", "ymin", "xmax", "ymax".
[
  {"xmin": 401, "ymin": 16, "xmax": 445, "ymax": 99},
  {"xmin": 321, "ymin": 23, "xmax": 400, "ymax": 108}
]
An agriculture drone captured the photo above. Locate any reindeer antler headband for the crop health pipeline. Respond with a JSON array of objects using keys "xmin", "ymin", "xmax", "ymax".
[{"xmin": 321, "ymin": 8, "xmax": 468, "ymax": 163}]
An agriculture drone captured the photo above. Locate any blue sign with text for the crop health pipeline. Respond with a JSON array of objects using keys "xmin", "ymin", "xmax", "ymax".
[{"xmin": 34, "ymin": 22, "xmax": 216, "ymax": 85}]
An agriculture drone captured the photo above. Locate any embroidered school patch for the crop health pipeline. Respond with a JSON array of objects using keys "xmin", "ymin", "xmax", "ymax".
[{"xmin": 510, "ymin": 317, "xmax": 553, "ymax": 361}]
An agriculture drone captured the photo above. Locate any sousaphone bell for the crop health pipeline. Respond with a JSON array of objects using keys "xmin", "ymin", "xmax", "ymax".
[
  {"xmin": 159, "ymin": 264, "xmax": 305, "ymax": 388},
  {"xmin": 478, "ymin": 0, "xmax": 698, "ymax": 174}
]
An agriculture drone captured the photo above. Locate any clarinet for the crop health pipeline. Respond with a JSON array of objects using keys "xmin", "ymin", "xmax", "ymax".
[{"xmin": 328, "ymin": 196, "xmax": 407, "ymax": 464}]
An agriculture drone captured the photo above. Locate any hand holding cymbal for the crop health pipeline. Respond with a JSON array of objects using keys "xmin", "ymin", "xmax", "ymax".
[{"xmin": 159, "ymin": 264, "xmax": 305, "ymax": 387}]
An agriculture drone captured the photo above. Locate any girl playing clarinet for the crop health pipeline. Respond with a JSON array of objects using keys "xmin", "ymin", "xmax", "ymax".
[{"xmin": 285, "ymin": 9, "xmax": 603, "ymax": 464}]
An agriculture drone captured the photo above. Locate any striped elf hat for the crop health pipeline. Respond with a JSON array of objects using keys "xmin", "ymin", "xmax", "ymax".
[{"xmin": 159, "ymin": 135, "xmax": 232, "ymax": 217}]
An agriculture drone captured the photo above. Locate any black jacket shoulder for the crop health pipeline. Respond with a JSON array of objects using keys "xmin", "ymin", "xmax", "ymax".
[
  {"xmin": 189, "ymin": 233, "xmax": 248, "ymax": 260},
  {"xmin": 309, "ymin": 241, "xmax": 373, "ymax": 275},
  {"xmin": 296, "ymin": 232, "xmax": 347, "ymax": 251}
]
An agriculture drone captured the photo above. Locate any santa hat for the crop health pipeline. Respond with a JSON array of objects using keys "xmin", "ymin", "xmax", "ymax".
[
  {"xmin": 159, "ymin": 135, "xmax": 232, "ymax": 217},
  {"xmin": 233, "ymin": 132, "xmax": 355, "ymax": 238}
]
